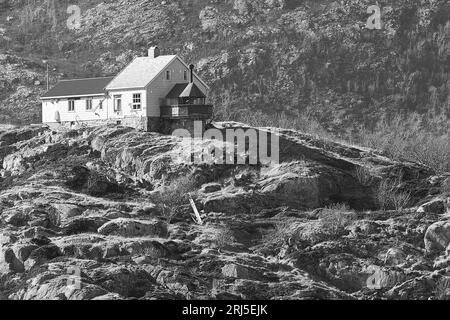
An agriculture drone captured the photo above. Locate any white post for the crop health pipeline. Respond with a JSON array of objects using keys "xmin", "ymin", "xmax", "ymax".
[
  {"xmin": 43, "ymin": 60, "xmax": 49, "ymax": 91},
  {"xmin": 46, "ymin": 63, "xmax": 49, "ymax": 91}
]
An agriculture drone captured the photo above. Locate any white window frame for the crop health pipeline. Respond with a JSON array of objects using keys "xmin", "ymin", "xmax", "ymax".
[
  {"xmin": 68, "ymin": 100, "xmax": 75, "ymax": 112},
  {"xmin": 86, "ymin": 98, "xmax": 93, "ymax": 111},
  {"xmin": 132, "ymin": 93, "xmax": 141, "ymax": 110}
]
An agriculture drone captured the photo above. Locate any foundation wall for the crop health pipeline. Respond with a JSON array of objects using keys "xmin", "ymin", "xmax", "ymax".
[{"xmin": 45, "ymin": 117, "xmax": 205, "ymax": 135}]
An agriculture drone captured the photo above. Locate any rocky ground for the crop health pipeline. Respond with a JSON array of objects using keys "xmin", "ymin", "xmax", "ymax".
[
  {"xmin": 1, "ymin": 0, "xmax": 450, "ymax": 134},
  {"xmin": 0, "ymin": 123, "xmax": 448, "ymax": 300},
  {"xmin": 0, "ymin": 54, "xmax": 44, "ymax": 125}
]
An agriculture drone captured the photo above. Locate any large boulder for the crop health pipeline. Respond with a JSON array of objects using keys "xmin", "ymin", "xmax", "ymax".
[
  {"xmin": 65, "ymin": 166, "xmax": 123, "ymax": 196},
  {"xmin": 25, "ymin": 244, "xmax": 62, "ymax": 269},
  {"xmin": 62, "ymin": 217, "xmax": 109, "ymax": 235},
  {"xmin": 28, "ymin": 209, "xmax": 60, "ymax": 228},
  {"xmin": 98, "ymin": 218, "xmax": 168, "ymax": 238},
  {"xmin": 5, "ymin": 210, "xmax": 28, "ymax": 227},
  {"xmin": 384, "ymin": 248, "xmax": 407, "ymax": 266},
  {"xmin": 3, "ymin": 143, "xmax": 68, "ymax": 175},
  {"xmin": 365, "ymin": 265, "xmax": 406, "ymax": 290},
  {"xmin": 0, "ymin": 248, "xmax": 25, "ymax": 274},
  {"xmin": 52, "ymin": 204, "xmax": 83, "ymax": 221},
  {"xmin": 9, "ymin": 264, "xmax": 108, "ymax": 300},
  {"xmin": 222, "ymin": 264, "xmax": 262, "ymax": 281},
  {"xmin": 417, "ymin": 198, "xmax": 447, "ymax": 215},
  {"xmin": 202, "ymin": 190, "xmax": 252, "ymax": 214},
  {"xmin": 200, "ymin": 182, "xmax": 222, "ymax": 194},
  {"xmin": 86, "ymin": 265, "xmax": 155, "ymax": 298},
  {"xmin": 258, "ymin": 168, "xmax": 321, "ymax": 209},
  {"xmin": 424, "ymin": 221, "xmax": 450, "ymax": 253}
]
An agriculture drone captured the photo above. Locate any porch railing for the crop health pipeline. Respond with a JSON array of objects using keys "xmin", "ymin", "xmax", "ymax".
[{"xmin": 160, "ymin": 104, "xmax": 213, "ymax": 119}]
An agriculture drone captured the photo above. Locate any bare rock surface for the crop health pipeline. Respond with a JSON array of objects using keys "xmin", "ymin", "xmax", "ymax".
[{"xmin": 0, "ymin": 124, "xmax": 447, "ymax": 300}]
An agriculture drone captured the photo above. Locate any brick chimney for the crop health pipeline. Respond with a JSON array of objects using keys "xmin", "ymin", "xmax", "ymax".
[
  {"xmin": 189, "ymin": 64, "xmax": 194, "ymax": 83},
  {"xmin": 148, "ymin": 46, "xmax": 160, "ymax": 58}
]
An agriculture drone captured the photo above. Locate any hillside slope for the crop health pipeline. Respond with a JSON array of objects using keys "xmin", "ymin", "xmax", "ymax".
[
  {"xmin": 0, "ymin": 124, "xmax": 448, "ymax": 300},
  {"xmin": 0, "ymin": 0, "xmax": 449, "ymax": 133}
]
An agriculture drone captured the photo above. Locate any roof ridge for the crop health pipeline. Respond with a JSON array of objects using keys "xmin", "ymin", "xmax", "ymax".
[
  {"xmin": 106, "ymin": 55, "xmax": 178, "ymax": 90},
  {"xmin": 59, "ymin": 76, "xmax": 115, "ymax": 82},
  {"xmin": 137, "ymin": 55, "xmax": 177, "ymax": 58}
]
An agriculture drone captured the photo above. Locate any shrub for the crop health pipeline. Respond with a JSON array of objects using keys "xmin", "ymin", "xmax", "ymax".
[
  {"xmin": 377, "ymin": 179, "xmax": 395, "ymax": 210},
  {"xmin": 376, "ymin": 178, "xmax": 412, "ymax": 211},
  {"xmin": 152, "ymin": 176, "xmax": 198, "ymax": 222},
  {"xmin": 224, "ymin": 111, "xmax": 449, "ymax": 174},
  {"xmin": 390, "ymin": 191, "xmax": 412, "ymax": 211},
  {"xmin": 214, "ymin": 227, "xmax": 235, "ymax": 250},
  {"xmin": 355, "ymin": 166, "xmax": 374, "ymax": 187},
  {"xmin": 318, "ymin": 203, "xmax": 355, "ymax": 237},
  {"xmin": 263, "ymin": 221, "xmax": 293, "ymax": 246},
  {"xmin": 442, "ymin": 178, "xmax": 450, "ymax": 195},
  {"xmin": 434, "ymin": 277, "xmax": 450, "ymax": 300},
  {"xmin": 218, "ymin": 110, "xmax": 333, "ymax": 141},
  {"xmin": 358, "ymin": 115, "xmax": 450, "ymax": 174}
]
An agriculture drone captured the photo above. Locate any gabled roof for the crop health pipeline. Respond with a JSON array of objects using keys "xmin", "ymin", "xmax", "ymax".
[
  {"xmin": 106, "ymin": 55, "xmax": 177, "ymax": 90},
  {"xmin": 41, "ymin": 77, "xmax": 114, "ymax": 99},
  {"xmin": 166, "ymin": 84, "xmax": 188, "ymax": 99},
  {"xmin": 179, "ymin": 83, "xmax": 206, "ymax": 98},
  {"xmin": 105, "ymin": 55, "xmax": 210, "ymax": 91}
]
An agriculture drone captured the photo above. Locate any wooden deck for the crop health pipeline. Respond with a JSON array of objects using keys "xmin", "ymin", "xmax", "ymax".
[{"xmin": 160, "ymin": 104, "xmax": 213, "ymax": 119}]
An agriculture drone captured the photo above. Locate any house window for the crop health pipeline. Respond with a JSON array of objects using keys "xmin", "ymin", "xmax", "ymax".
[
  {"xmin": 166, "ymin": 70, "xmax": 171, "ymax": 80},
  {"xmin": 113, "ymin": 95, "xmax": 122, "ymax": 112},
  {"xmin": 183, "ymin": 70, "xmax": 188, "ymax": 81},
  {"xmin": 68, "ymin": 100, "xmax": 75, "ymax": 112},
  {"xmin": 132, "ymin": 93, "xmax": 141, "ymax": 110},
  {"xmin": 99, "ymin": 101, "xmax": 103, "ymax": 110},
  {"xmin": 86, "ymin": 98, "xmax": 93, "ymax": 111}
]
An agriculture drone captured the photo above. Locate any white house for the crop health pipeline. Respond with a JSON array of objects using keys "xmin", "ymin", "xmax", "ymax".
[{"xmin": 41, "ymin": 47, "xmax": 212, "ymax": 133}]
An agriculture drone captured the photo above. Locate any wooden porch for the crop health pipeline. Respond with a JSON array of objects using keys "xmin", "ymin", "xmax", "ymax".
[{"xmin": 160, "ymin": 104, "xmax": 213, "ymax": 119}]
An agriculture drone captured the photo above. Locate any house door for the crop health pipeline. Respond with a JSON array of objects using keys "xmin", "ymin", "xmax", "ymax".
[{"xmin": 113, "ymin": 95, "xmax": 122, "ymax": 114}]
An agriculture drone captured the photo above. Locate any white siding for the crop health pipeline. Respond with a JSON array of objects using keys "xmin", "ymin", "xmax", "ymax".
[
  {"xmin": 104, "ymin": 89, "xmax": 147, "ymax": 120},
  {"xmin": 145, "ymin": 58, "xmax": 209, "ymax": 117},
  {"xmin": 42, "ymin": 96, "xmax": 108, "ymax": 123}
]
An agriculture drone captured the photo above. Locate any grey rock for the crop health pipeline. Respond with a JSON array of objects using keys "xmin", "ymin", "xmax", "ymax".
[
  {"xmin": 98, "ymin": 218, "xmax": 168, "ymax": 238},
  {"xmin": 425, "ymin": 221, "xmax": 450, "ymax": 253}
]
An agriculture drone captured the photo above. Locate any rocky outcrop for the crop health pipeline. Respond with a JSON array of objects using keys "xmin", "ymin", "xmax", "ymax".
[
  {"xmin": 424, "ymin": 221, "xmax": 450, "ymax": 253},
  {"xmin": 97, "ymin": 219, "xmax": 168, "ymax": 238},
  {"xmin": 0, "ymin": 124, "xmax": 447, "ymax": 300}
]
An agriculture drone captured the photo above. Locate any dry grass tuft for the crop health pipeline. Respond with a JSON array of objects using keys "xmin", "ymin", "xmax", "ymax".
[
  {"xmin": 376, "ymin": 178, "xmax": 412, "ymax": 211},
  {"xmin": 318, "ymin": 203, "xmax": 355, "ymax": 237},
  {"xmin": 152, "ymin": 176, "xmax": 198, "ymax": 222}
]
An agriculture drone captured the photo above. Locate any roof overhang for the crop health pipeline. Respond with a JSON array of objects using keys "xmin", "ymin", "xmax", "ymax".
[
  {"xmin": 105, "ymin": 87, "xmax": 146, "ymax": 91},
  {"xmin": 40, "ymin": 93, "xmax": 107, "ymax": 100}
]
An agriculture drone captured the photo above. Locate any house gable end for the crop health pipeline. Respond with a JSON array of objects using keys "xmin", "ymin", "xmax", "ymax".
[{"xmin": 145, "ymin": 56, "xmax": 210, "ymax": 92}]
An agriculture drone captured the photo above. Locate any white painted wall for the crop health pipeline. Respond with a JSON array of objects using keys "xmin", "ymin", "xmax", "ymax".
[
  {"xmin": 42, "ymin": 95, "xmax": 108, "ymax": 124},
  {"xmin": 104, "ymin": 89, "xmax": 147, "ymax": 120},
  {"xmin": 145, "ymin": 58, "xmax": 209, "ymax": 117}
]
